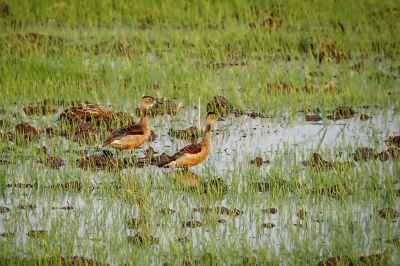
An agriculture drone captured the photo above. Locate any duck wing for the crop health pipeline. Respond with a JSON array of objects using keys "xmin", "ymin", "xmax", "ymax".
[
  {"xmin": 170, "ymin": 143, "xmax": 202, "ymax": 160},
  {"xmin": 103, "ymin": 124, "xmax": 144, "ymax": 147}
]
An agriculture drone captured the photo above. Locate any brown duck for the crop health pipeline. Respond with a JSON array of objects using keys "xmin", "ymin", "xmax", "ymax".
[
  {"xmin": 164, "ymin": 112, "xmax": 223, "ymax": 169},
  {"xmin": 102, "ymin": 96, "xmax": 157, "ymax": 150}
]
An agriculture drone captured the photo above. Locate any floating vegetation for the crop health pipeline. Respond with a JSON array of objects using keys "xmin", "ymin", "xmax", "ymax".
[
  {"xmin": 301, "ymin": 153, "xmax": 334, "ymax": 169},
  {"xmin": 47, "ymin": 181, "xmax": 82, "ymax": 192},
  {"xmin": 318, "ymin": 251, "xmax": 389, "ymax": 266},
  {"xmin": 177, "ymin": 236, "xmax": 190, "ymax": 243},
  {"xmin": 312, "ymin": 181, "xmax": 352, "ymax": 198},
  {"xmin": 168, "ymin": 126, "xmax": 201, "ymax": 141},
  {"xmin": 353, "ymin": 147, "xmax": 376, "ymax": 162},
  {"xmin": 296, "ymin": 209, "xmax": 307, "ymax": 220},
  {"xmin": 327, "ymin": 106, "xmax": 355, "ymax": 120},
  {"xmin": 249, "ymin": 156, "xmax": 270, "ymax": 167},
  {"xmin": 77, "ymin": 153, "xmax": 123, "ymax": 171},
  {"xmin": 27, "ymin": 230, "xmax": 47, "ymax": 239},
  {"xmin": 160, "ymin": 208, "xmax": 175, "ymax": 215},
  {"xmin": 193, "ymin": 206, "xmax": 243, "ymax": 216},
  {"xmin": 206, "ymin": 96, "xmax": 233, "ymax": 116},
  {"xmin": 58, "ymin": 102, "xmax": 114, "ymax": 125},
  {"xmin": 135, "ymin": 97, "xmax": 181, "ymax": 117},
  {"xmin": 182, "ymin": 220, "xmax": 202, "ymax": 228},
  {"xmin": 128, "ymin": 232, "xmax": 159, "ymax": 245},
  {"xmin": 63, "ymin": 122, "xmax": 106, "ymax": 144},
  {"xmin": 51, "ymin": 205, "xmax": 74, "ymax": 211},
  {"xmin": 126, "ymin": 218, "xmax": 147, "ymax": 229},
  {"xmin": 0, "ymin": 232, "xmax": 14, "ymax": 238},
  {"xmin": 378, "ymin": 208, "xmax": 400, "ymax": 220},
  {"xmin": 23, "ymin": 99, "xmax": 58, "ymax": 116},
  {"xmin": 202, "ymin": 178, "xmax": 228, "ymax": 195},
  {"xmin": 387, "ymin": 236, "xmax": 399, "ymax": 246},
  {"xmin": 360, "ymin": 113, "xmax": 370, "ymax": 121},
  {"xmin": 261, "ymin": 222, "xmax": 276, "ymax": 229},
  {"xmin": 250, "ymin": 181, "xmax": 270, "ymax": 192},
  {"xmin": 6, "ymin": 183, "xmax": 36, "ymax": 189},
  {"xmin": 0, "ymin": 255, "xmax": 109, "ymax": 266},
  {"xmin": 151, "ymin": 152, "xmax": 172, "ymax": 167},
  {"xmin": 1, "ymin": 1, "xmax": 400, "ymax": 264},
  {"xmin": 261, "ymin": 82, "xmax": 297, "ymax": 94},
  {"xmin": 318, "ymin": 256, "xmax": 354, "ymax": 266},
  {"xmin": 17, "ymin": 204, "xmax": 36, "ymax": 210},
  {"xmin": 208, "ymin": 61, "xmax": 246, "ymax": 69},
  {"xmin": 12, "ymin": 123, "xmax": 40, "ymax": 142},
  {"xmin": 37, "ymin": 147, "xmax": 65, "ymax": 169},
  {"xmin": 67, "ymin": 256, "xmax": 109, "ymax": 266},
  {"xmin": 0, "ymin": 206, "xmax": 10, "ymax": 213},
  {"xmin": 305, "ymin": 113, "xmax": 322, "ymax": 122},
  {"xmin": 316, "ymin": 42, "xmax": 348, "ymax": 63},
  {"xmin": 245, "ymin": 111, "xmax": 266, "ymax": 119},
  {"xmin": 263, "ymin": 207, "xmax": 278, "ymax": 214},
  {"xmin": 301, "ymin": 153, "xmax": 354, "ymax": 170},
  {"xmin": 376, "ymin": 147, "xmax": 400, "ymax": 161},
  {"xmin": 385, "ymin": 135, "xmax": 400, "ymax": 148},
  {"xmin": 123, "ymin": 148, "xmax": 158, "ymax": 167}
]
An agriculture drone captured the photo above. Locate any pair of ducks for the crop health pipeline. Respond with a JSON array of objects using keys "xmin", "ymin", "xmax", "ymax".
[{"xmin": 102, "ymin": 96, "xmax": 223, "ymax": 168}]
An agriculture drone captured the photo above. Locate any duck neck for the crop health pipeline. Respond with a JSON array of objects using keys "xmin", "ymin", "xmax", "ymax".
[
  {"xmin": 201, "ymin": 123, "xmax": 212, "ymax": 147},
  {"xmin": 138, "ymin": 108, "xmax": 149, "ymax": 131}
]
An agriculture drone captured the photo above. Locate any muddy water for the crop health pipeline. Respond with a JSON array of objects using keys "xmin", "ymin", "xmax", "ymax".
[
  {"xmin": 0, "ymin": 105, "xmax": 399, "ymax": 264},
  {"xmin": 150, "ymin": 107, "xmax": 400, "ymax": 173}
]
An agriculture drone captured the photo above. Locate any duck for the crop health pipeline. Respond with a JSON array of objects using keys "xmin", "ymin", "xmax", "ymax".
[
  {"xmin": 102, "ymin": 96, "xmax": 157, "ymax": 150},
  {"xmin": 164, "ymin": 112, "xmax": 223, "ymax": 169}
]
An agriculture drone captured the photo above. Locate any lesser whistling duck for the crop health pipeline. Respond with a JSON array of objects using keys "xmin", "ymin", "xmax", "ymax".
[
  {"xmin": 164, "ymin": 112, "xmax": 223, "ymax": 169},
  {"xmin": 102, "ymin": 96, "xmax": 157, "ymax": 150}
]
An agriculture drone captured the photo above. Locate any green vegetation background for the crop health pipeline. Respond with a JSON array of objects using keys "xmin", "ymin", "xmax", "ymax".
[{"xmin": 1, "ymin": 0, "xmax": 399, "ymax": 113}]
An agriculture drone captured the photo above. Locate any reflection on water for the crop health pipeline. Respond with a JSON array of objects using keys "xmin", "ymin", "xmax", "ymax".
[
  {"xmin": 0, "ymin": 107, "xmax": 399, "ymax": 264},
  {"xmin": 167, "ymin": 170, "xmax": 202, "ymax": 190}
]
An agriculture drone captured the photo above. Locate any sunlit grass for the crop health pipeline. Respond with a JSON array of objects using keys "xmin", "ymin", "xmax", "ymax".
[{"xmin": 0, "ymin": 0, "xmax": 399, "ymax": 265}]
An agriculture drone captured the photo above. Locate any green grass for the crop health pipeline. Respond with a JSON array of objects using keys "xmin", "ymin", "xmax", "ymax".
[
  {"xmin": 0, "ymin": 0, "xmax": 399, "ymax": 265},
  {"xmin": 0, "ymin": 0, "xmax": 399, "ymax": 112}
]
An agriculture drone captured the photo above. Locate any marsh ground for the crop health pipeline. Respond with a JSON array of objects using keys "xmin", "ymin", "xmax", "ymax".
[{"xmin": 0, "ymin": 0, "xmax": 399, "ymax": 265}]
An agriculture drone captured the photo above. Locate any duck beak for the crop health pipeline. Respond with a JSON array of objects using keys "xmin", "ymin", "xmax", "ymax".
[{"xmin": 218, "ymin": 118, "xmax": 225, "ymax": 121}]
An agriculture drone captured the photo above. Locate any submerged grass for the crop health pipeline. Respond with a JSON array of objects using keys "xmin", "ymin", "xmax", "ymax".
[{"xmin": 0, "ymin": 0, "xmax": 399, "ymax": 265}]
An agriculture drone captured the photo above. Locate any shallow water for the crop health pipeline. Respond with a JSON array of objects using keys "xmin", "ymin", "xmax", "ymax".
[{"xmin": 0, "ymin": 104, "xmax": 399, "ymax": 265}]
